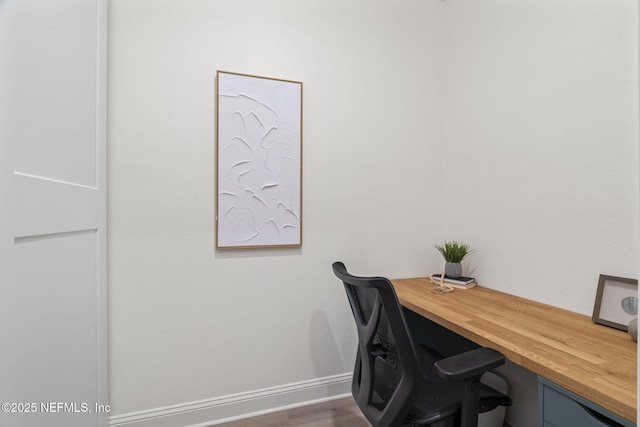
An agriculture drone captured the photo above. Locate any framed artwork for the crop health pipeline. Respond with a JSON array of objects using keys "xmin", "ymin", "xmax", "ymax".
[
  {"xmin": 592, "ymin": 274, "xmax": 638, "ymax": 331},
  {"xmin": 216, "ymin": 71, "xmax": 303, "ymax": 249}
]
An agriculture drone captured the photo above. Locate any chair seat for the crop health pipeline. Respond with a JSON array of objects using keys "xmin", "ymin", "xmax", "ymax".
[{"xmin": 405, "ymin": 344, "xmax": 511, "ymax": 425}]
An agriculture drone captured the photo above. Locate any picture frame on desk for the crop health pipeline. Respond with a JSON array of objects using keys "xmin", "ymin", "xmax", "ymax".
[{"xmin": 592, "ymin": 274, "xmax": 638, "ymax": 331}]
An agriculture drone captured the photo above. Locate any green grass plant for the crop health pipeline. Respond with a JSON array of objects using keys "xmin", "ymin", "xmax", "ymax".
[{"xmin": 434, "ymin": 241, "xmax": 473, "ymax": 263}]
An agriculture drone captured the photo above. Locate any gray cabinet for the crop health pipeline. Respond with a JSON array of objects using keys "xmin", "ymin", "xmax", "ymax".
[{"xmin": 538, "ymin": 377, "xmax": 635, "ymax": 427}]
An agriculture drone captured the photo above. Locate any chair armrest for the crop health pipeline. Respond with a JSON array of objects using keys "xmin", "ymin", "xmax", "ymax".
[{"xmin": 434, "ymin": 347, "xmax": 505, "ymax": 381}]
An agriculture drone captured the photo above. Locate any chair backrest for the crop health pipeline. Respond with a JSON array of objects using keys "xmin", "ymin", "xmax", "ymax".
[{"xmin": 332, "ymin": 262, "xmax": 422, "ymax": 427}]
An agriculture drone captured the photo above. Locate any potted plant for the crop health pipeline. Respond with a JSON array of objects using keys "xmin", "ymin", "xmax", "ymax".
[{"xmin": 434, "ymin": 240, "xmax": 473, "ymax": 279}]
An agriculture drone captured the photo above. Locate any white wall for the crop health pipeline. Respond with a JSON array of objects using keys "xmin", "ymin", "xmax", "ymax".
[
  {"xmin": 440, "ymin": 1, "xmax": 639, "ymax": 426},
  {"xmin": 108, "ymin": 1, "xmax": 638, "ymax": 426},
  {"xmin": 108, "ymin": 0, "xmax": 444, "ymax": 418},
  {"xmin": 442, "ymin": 0, "xmax": 638, "ymax": 314}
]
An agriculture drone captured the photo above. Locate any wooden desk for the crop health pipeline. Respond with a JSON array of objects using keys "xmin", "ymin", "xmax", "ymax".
[{"xmin": 392, "ymin": 278, "xmax": 637, "ymax": 424}]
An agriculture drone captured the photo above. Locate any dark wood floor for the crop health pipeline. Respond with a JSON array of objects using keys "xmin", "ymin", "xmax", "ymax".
[
  {"xmin": 212, "ymin": 396, "xmax": 511, "ymax": 427},
  {"xmin": 213, "ymin": 396, "xmax": 371, "ymax": 427}
]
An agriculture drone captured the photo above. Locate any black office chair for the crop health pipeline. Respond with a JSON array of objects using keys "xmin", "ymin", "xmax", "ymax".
[{"xmin": 332, "ymin": 262, "xmax": 512, "ymax": 427}]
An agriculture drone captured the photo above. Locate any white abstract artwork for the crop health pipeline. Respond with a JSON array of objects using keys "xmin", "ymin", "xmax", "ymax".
[{"xmin": 216, "ymin": 71, "xmax": 302, "ymax": 248}]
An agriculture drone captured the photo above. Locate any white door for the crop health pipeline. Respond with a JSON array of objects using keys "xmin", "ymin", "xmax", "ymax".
[{"xmin": 0, "ymin": 1, "xmax": 108, "ymax": 426}]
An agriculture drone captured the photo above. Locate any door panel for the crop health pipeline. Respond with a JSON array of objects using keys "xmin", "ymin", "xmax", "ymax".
[
  {"xmin": 5, "ymin": 0, "xmax": 98, "ymax": 187},
  {"xmin": 7, "ymin": 232, "xmax": 98, "ymax": 427},
  {"xmin": 0, "ymin": 1, "xmax": 108, "ymax": 426}
]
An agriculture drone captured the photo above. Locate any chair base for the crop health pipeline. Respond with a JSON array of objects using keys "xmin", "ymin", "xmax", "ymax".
[{"xmin": 403, "ymin": 416, "xmax": 457, "ymax": 427}]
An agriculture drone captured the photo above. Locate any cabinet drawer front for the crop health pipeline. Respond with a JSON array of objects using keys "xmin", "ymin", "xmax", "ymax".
[{"xmin": 544, "ymin": 386, "xmax": 622, "ymax": 427}]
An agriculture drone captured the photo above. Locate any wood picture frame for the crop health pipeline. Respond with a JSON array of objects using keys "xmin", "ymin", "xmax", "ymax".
[
  {"xmin": 592, "ymin": 274, "xmax": 638, "ymax": 331},
  {"xmin": 215, "ymin": 71, "xmax": 303, "ymax": 249}
]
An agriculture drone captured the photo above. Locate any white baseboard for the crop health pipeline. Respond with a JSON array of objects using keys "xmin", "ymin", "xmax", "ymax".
[{"xmin": 108, "ymin": 373, "xmax": 352, "ymax": 427}]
